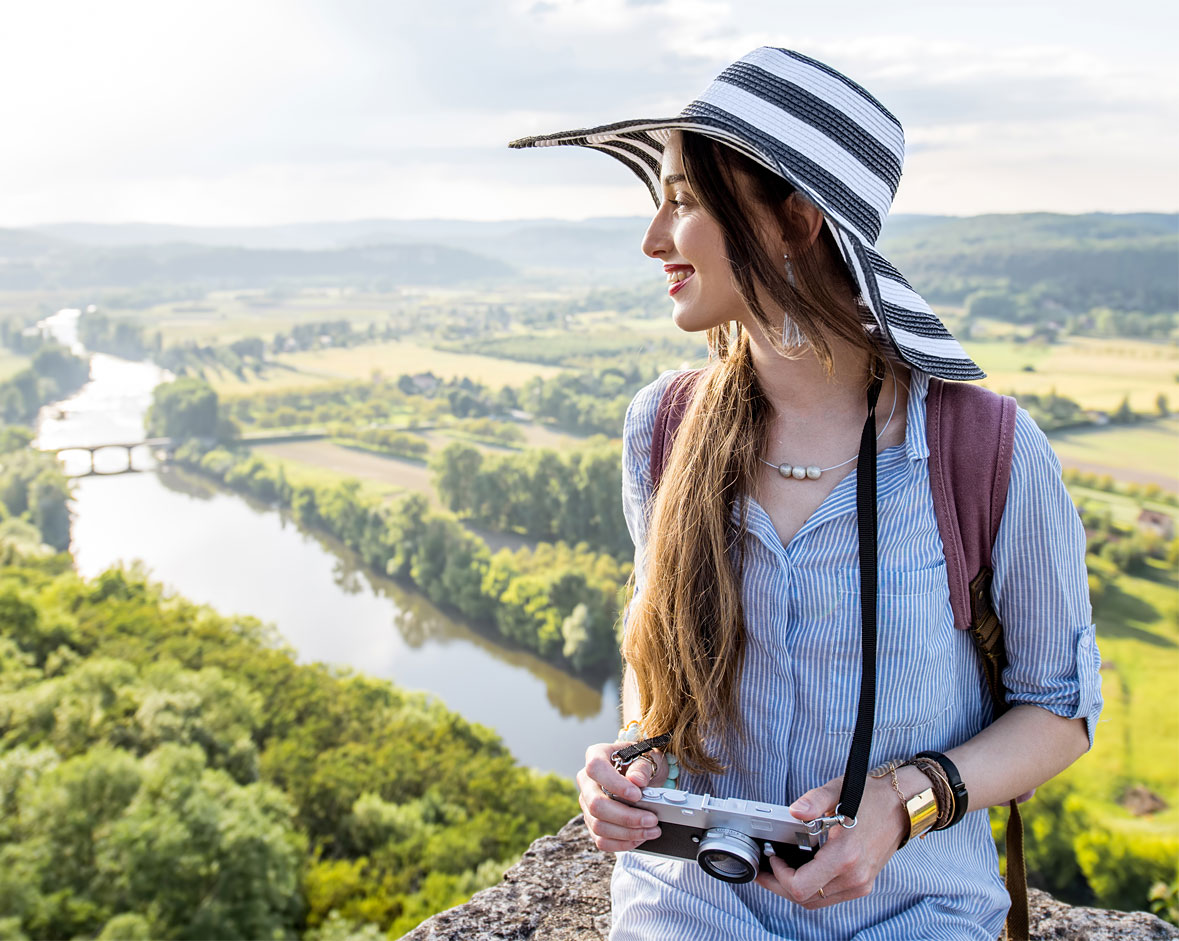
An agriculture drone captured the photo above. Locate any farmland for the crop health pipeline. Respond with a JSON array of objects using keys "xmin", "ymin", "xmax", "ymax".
[
  {"xmin": 272, "ymin": 341, "xmax": 562, "ymax": 387},
  {"xmin": 1048, "ymin": 419, "xmax": 1179, "ymax": 488},
  {"xmin": 966, "ymin": 336, "xmax": 1177, "ymax": 413}
]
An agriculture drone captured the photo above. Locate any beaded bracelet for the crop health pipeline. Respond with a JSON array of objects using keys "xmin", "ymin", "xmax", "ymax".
[{"xmin": 617, "ymin": 721, "xmax": 679, "ymax": 786}]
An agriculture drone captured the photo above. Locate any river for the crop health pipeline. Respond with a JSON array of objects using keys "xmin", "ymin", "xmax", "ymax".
[{"xmin": 32, "ymin": 309, "xmax": 619, "ymax": 778}]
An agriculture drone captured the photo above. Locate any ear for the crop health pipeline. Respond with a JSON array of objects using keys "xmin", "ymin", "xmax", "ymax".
[{"xmin": 782, "ymin": 193, "xmax": 825, "ymax": 249}]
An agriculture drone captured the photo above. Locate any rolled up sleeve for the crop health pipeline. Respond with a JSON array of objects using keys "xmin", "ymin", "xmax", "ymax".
[
  {"xmin": 990, "ymin": 407, "xmax": 1103, "ymax": 748},
  {"xmin": 621, "ymin": 371, "xmax": 682, "ymax": 602}
]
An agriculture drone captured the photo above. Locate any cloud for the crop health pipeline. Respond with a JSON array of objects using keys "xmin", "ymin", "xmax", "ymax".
[{"xmin": 0, "ymin": 0, "xmax": 1174, "ymax": 224}]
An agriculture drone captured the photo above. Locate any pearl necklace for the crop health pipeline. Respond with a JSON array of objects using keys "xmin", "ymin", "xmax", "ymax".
[{"xmin": 759, "ymin": 362, "xmax": 899, "ymax": 481}]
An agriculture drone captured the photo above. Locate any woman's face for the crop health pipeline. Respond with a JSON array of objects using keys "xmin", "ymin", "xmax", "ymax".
[{"xmin": 641, "ymin": 132, "xmax": 751, "ymax": 333}]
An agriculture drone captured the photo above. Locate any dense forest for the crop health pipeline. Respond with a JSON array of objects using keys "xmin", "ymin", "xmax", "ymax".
[{"xmin": 0, "ymin": 430, "xmax": 578, "ymax": 940}]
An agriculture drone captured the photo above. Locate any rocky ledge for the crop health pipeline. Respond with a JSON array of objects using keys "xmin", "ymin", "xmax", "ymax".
[{"xmin": 401, "ymin": 816, "xmax": 1178, "ymax": 941}]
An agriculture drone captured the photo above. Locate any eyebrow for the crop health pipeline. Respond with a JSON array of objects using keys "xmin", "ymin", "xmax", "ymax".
[{"xmin": 661, "ymin": 173, "xmax": 687, "ymax": 186}]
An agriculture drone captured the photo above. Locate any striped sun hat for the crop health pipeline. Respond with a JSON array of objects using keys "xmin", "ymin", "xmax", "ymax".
[{"xmin": 509, "ymin": 46, "xmax": 983, "ymax": 380}]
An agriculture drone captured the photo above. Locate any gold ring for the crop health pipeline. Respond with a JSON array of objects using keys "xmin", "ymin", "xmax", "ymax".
[{"xmin": 817, "ymin": 887, "xmax": 826, "ymax": 899}]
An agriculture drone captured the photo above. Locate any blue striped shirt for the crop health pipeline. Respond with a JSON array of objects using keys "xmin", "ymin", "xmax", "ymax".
[{"xmin": 611, "ymin": 368, "xmax": 1102, "ymax": 940}]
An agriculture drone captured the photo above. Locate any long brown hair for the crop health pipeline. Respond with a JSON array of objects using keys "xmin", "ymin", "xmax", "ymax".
[{"xmin": 621, "ymin": 132, "xmax": 881, "ymax": 773}]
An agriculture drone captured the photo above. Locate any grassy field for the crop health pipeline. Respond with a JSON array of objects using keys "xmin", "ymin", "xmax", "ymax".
[
  {"xmin": 966, "ymin": 336, "xmax": 1178, "ymax": 413},
  {"xmin": 1075, "ymin": 559, "xmax": 1179, "ymax": 812},
  {"xmin": 199, "ymin": 342, "xmax": 563, "ymax": 395},
  {"xmin": 1048, "ymin": 420, "xmax": 1179, "ymax": 488},
  {"xmin": 248, "ymin": 441, "xmax": 414, "ymax": 504},
  {"xmin": 271, "ymin": 341, "xmax": 562, "ymax": 387},
  {"xmin": 0, "ymin": 350, "xmax": 30, "ymax": 381}
]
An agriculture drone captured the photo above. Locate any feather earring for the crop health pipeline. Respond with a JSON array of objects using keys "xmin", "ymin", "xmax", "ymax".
[{"xmin": 781, "ymin": 253, "xmax": 808, "ymax": 350}]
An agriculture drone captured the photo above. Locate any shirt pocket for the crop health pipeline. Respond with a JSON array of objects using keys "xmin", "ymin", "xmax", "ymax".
[{"xmin": 828, "ymin": 561, "xmax": 955, "ymax": 733}]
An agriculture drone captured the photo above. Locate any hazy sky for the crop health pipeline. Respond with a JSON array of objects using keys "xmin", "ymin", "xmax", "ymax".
[{"xmin": 2, "ymin": 0, "xmax": 1176, "ymax": 225}]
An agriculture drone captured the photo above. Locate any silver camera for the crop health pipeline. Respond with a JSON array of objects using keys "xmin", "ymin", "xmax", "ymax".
[{"xmin": 614, "ymin": 787, "xmax": 829, "ymax": 884}]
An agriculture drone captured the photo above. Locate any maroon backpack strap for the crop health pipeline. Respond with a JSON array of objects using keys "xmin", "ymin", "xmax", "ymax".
[
  {"xmin": 926, "ymin": 378, "xmax": 1027, "ymax": 941},
  {"xmin": 926, "ymin": 377, "xmax": 1018, "ymax": 632},
  {"xmin": 649, "ymin": 369, "xmax": 704, "ymax": 491}
]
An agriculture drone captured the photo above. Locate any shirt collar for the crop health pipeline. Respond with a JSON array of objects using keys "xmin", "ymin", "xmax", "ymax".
[{"xmin": 902, "ymin": 366, "xmax": 931, "ymax": 463}]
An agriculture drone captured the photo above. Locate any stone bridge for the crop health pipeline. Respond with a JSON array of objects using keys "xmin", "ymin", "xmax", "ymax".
[{"xmin": 40, "ymin": 438, "xmax": 178, "ymax": 476}]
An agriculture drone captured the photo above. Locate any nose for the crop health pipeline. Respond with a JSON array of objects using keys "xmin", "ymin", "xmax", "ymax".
[{"xmin": 641, "ymin": 201, "xmax": 673, "ymax": 259}]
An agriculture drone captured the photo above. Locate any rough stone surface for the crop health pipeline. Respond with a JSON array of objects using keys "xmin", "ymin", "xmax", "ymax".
[
  {"xmin": 400, "ymin": 816, "xmax": 1177, "ymax": 940},
  {"xmin": 400, "ymin": 817, "xmax": 613, "ymax": 941},
  {"xmin": 1027, "ymin": 889, "xmax": 1179, "ymax": 940}
]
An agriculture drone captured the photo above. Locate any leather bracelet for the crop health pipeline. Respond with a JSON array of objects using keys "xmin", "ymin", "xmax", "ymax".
[{"xmin": 915, "ymin": 750, "xmax": 969, "ymax": 828}]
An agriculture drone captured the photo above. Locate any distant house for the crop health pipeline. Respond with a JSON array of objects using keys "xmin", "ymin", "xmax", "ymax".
[{"xmin": 1137, "ymin": 509, "xmax": 1175, "ymax": 540}]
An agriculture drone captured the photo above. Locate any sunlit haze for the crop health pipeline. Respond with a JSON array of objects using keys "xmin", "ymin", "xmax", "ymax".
[{"xmin": 2, "ymin": 0, "xmax": 1176, "ymax": 226}]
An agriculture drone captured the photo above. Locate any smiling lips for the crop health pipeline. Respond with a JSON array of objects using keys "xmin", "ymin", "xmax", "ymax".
[{"xmin": 664, "ymin": 264, "xmax": 695, "ymax": 296}]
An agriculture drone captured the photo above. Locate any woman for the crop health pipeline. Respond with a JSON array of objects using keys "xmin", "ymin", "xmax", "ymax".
[{"xmin": 511, "ymin": 47, "xmax": 1101, "ymax": 939}]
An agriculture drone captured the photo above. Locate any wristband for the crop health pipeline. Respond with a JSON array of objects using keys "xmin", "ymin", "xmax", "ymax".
[{"xmin": 914, "ymin": 750, "xmax": 968, "ymax": 828}]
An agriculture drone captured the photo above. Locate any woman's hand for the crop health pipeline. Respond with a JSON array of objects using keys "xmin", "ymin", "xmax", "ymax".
[
  {"xmin": 577, "ymin": 741, "xmax": 667, "ymax": 853},
  {"xmin": 755, "ymin": 768, "xmax": 922, "ymax": 909}
]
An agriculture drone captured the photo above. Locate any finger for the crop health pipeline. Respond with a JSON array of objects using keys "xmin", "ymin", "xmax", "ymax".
[
  {"xmin": 579, "ymin": 784, "xmax": 660, "ymax": 832},
  {"xmin": 584, "ymin": 749, "xmax": 642, "ymax": 802},
  {"xmin": 789, "ymin": 830, "xmax": 870, "ymax": 902},
  {"xmin": 788, "ymin": 847, "xmax": 847, "ymax": 901},
  {"xmin": 788, "ymin": 777, "xmax": 842, "ymax": 822},
  {"xmin": 754, "ymin": 855, "xmax": 798, "ymax": 898},
  {"xmin": 795, "ymin": 885, "xmax": 857, "ymax": 910},
  {"xmin": 624, "ymin": 754, "xmax": 660, "ymax": 790},
  {"xmin": 583, "ymin": 814, "xmax": 662, "ymax": 846},
  {"xmin": 757, "ymin": 857, "xmax": 855, "ymax": 909}
]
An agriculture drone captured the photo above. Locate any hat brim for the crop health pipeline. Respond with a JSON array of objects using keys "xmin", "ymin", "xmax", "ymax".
[{"xmin": 511, "ymin": 119, "xmax": 984, "ymax": 381}]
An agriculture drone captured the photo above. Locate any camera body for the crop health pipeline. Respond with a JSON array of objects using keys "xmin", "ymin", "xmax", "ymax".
[{"xmin": 615, "ymin": 787, "xmax": 828, "ymax": 884}]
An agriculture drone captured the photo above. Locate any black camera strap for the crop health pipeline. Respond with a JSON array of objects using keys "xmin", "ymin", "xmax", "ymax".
[
  {"xmin": 834, "ymin": 372, "xmax": 882, "ymax": 824},
  {"xmin": 616, "ymin": 372, "xmax": 883, "ymax": 828},
  {"xmin": 612, "ymin": 734, "xmax": 671, "ymax": 770}
]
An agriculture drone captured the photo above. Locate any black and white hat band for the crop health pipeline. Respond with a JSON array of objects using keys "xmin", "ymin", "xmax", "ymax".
[{"xmin": 511, "ymin": 46, "xmax": 984, "ymax": 381}]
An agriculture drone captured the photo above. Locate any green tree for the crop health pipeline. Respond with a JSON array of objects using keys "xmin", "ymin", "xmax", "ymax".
[
  {"xmin": 0, "ymin": 425, "xmax": 33, "ymax": 455},
  {"xmin": 431, "ymin": 443, "xmax": 483, "ymax": 512},
  {"xmin": 145, "ymin": 377, "xmax": 220, "ymax": 440},
  {"xmin": 1112, "ymin": 395, "xmax": 1136, "ymax": 424}
]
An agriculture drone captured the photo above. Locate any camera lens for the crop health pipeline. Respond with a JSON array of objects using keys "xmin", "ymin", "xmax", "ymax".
[{"xmin": 696, "ymin": 828, "xmax": 760, "ymax": 884}]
